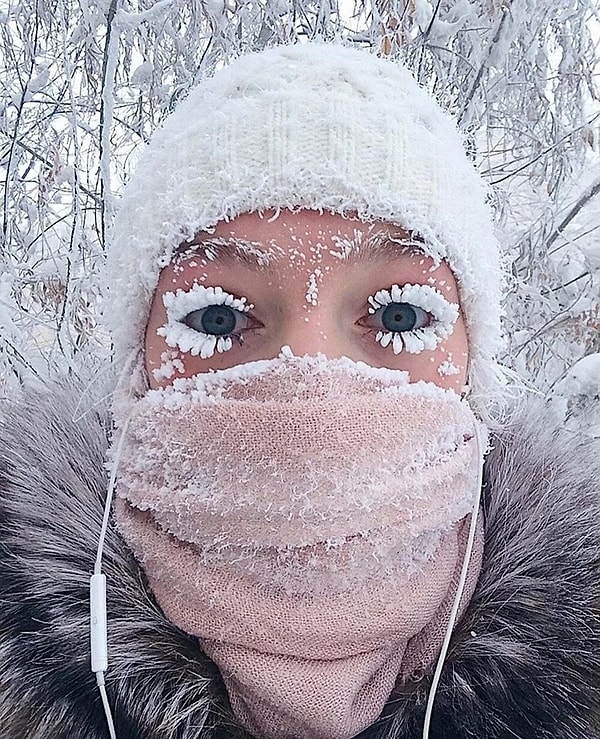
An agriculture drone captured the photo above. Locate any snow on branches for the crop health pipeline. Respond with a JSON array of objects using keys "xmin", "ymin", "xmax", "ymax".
[{"xmin": 0, "ymin": 0, "xmax": 598, "ymax": 400}]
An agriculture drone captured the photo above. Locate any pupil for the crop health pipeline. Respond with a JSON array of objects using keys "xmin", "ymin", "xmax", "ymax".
[
  {"xmin": 381, "ymin": 302, "xmax": 417, "ymax": 332},
  {"xmin": 198, "ymin": 305, "xmax": 237, "ymax": 336}
]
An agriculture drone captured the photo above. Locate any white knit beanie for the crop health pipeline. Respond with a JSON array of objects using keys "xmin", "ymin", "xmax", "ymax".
[{"xmin": 106, "ymin": 42, "xmax": 505, "ymax": 403}]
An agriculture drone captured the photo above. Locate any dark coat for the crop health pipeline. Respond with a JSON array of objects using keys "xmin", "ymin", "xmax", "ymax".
[{"xmin": 0, "ymin": 378, "xmax": 598, "ymax": 739}]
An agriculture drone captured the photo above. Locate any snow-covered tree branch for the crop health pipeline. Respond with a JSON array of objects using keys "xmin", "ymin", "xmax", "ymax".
[{"xmin": 1, "ymin": 0, "xmax": 598, "ymax": 397}]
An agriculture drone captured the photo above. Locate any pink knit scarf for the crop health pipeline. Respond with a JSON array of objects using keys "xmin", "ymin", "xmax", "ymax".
[{"xmin": 113, "ymin": 356, "xmax": 485, "ymax": 739}]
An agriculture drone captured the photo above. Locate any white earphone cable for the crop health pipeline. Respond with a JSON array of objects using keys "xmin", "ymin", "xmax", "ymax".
[
  {"xmin": 90, "ymin": 414, "xmax": 131, "ymax": 739},
  {"xmin": 421, "ymin": 421, "xmax": 487, "ymax": 739},
  {"xmin": 94, "ymin": 415, "xmax": 130, "ymax": 577},
  {"xmin": 97, "ymin": 674, "xmax": 117, "ymax": 739},
  {"xmin": 87, "ymin": 350, "xmax": 143, "ymax": 739}
]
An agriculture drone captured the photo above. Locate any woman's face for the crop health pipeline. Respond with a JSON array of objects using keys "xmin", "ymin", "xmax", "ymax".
[{"xmin": 145, "ymin": 209, "xmax": 469, "ymax": 391}]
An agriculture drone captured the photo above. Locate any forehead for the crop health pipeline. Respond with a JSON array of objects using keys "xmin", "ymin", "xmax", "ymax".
[{"xmin": 175, "ymin": 209, "xmax": 436, "ymax": 272}]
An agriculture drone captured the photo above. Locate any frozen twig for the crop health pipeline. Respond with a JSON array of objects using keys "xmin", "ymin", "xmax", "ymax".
[
  {"xmin": 2, "ymin": 3, "xmax": 40, "ymax": 243},
  {"xmin": 99, "ymin": 0, "xmax": 120, "ymax": 246},
  {"xmin": 457, "ymin": 5, "xmax": 509, "ymax": 127},
  {"xmin": 547, "ymin": 177, "xmax": 600, "ymax": 253}
]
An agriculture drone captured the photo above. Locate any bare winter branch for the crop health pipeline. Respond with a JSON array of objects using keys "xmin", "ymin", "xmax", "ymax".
[{"xmin": 0, "ymin": 0, "xmax": 598, "ymax": 395}]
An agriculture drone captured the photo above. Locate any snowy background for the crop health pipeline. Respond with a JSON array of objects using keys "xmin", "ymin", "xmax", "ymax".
[{"xmin": 0, "ymin": 0, "xmax": 598, "ymax": 430}]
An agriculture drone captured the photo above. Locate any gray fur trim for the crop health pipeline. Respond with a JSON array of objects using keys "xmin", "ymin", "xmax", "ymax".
[{"xmin": 0, "ymin": 376, "xmax": 598, "ymax": 739}]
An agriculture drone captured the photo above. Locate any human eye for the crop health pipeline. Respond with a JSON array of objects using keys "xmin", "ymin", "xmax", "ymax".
[
  {"xmin": 157, "ymin": 284, "xmax": 258, "ymax": 359},
  {"xmin": 361, "ymin": 284, "xmax": 459, "ymax": 354}
]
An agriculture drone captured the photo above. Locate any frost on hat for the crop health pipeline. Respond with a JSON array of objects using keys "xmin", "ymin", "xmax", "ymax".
[{"xmin": 106, "ymin": 42, "xmax": 504, "ymax": 403}]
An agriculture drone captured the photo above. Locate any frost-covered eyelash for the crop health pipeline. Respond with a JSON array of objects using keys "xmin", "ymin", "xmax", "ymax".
[
  {"xmin": 157, "ymin": 284, "xmax": 253, "ymax": 359},
  {"xmin": 367, "ymin": 283, "xmax": 459, "ymax": 355}
]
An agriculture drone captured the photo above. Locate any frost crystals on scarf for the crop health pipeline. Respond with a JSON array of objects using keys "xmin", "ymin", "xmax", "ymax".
[{"xmin": 113, "ymin": 355, "xmax": 486, "ymax": 739}]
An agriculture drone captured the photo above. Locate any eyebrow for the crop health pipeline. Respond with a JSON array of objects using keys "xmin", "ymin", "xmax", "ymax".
[
  {"xmin": 175, "ymin": 236, "xmax": 281, "ymax": 270},
  {"xmin": 174, "ymin": 229, "xmax": 426, "ymax": 269},
  {"xmin": 331, "ymin": 229, "xmax": 426, "ymax": 265}
]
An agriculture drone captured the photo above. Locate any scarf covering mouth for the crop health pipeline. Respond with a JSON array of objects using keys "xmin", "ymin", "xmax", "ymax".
[{"xmin": 113, "ymin": 355, "xmax": 486, "ymax": 739}]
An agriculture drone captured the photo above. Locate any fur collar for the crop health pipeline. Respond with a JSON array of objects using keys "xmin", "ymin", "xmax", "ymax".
[{"xmin": 0, "ymin": 378, "xmax": 598, "ymax": 739}]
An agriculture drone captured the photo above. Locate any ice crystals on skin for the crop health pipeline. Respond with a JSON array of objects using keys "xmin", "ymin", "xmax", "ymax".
[
  {"xmin": 305, "ymin": 268, "xmax": 322, "ymax": 306},
  {"xmin": 152, "ymin": 350, "xmax": 186, "ymax": 382},
  {"xmin": 367, "ymin": 283, "xmax": 459, "ymax": 355},
  {"xmin": 438, "ymin": 359, "xmax": 461, "ymax": 377},
  {"xmin": 158, "ymin": 283, "xmax": 254, "ymax": 360}
]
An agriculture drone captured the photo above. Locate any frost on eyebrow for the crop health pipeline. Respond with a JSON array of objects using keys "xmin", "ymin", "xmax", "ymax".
[
  {"xmin": 174, "ymin": 236, "xmax": 285, "ymax": 269},
  {"xmin": 329, "ymin": 229, "xmax": 365, "ymax": 260},
  {"xmin": 329, "ymin": 228, "xmax": 426, "ymax": 262}
]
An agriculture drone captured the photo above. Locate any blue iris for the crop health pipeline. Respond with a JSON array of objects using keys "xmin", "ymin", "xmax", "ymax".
[
  {"xmin": 183, "ymin": 305, "xmax": 237, "ymax": 336},
  {"xmin": 381, "ymin": 302, "xmax": 418, "ymax": 332}
]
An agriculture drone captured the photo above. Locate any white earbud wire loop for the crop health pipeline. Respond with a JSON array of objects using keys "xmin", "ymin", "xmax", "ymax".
[
  {"xmin": 88, "ymin": 349, "xmax": 143, "ymax": 739},
  {"xmin": 421, "ymin": 421, "xmax": 486, "ymax": 739},
  {"xmin": 90, "ymin": 413, "xmax": 132, "ymax": 739}
]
